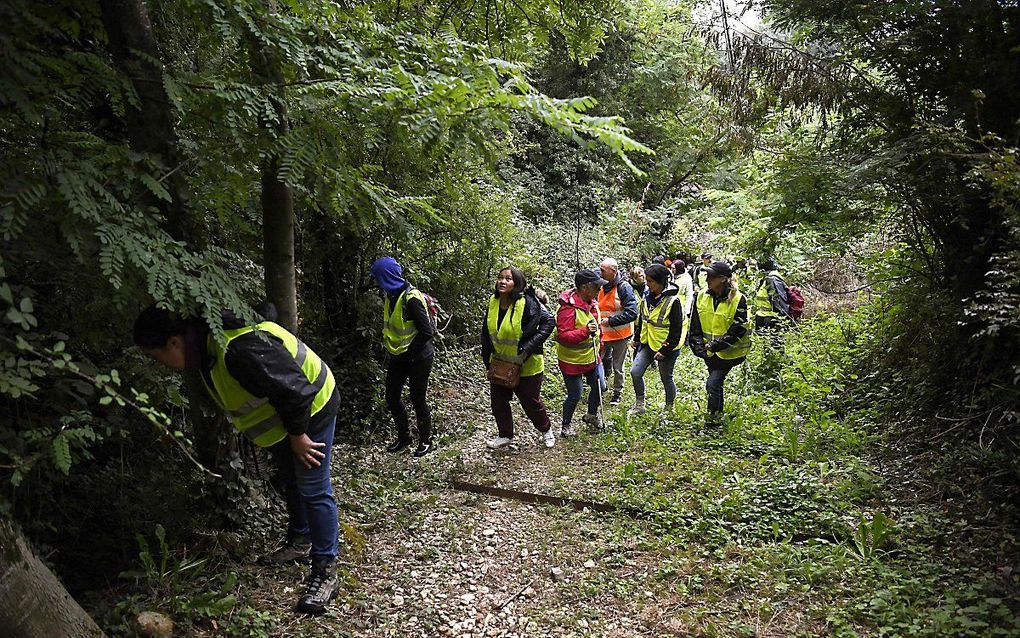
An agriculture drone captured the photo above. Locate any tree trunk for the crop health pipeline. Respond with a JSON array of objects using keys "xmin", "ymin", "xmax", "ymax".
[
  {"xmin": 0, "ymin": 518, "xmax": 105, "ymax": 638},
  {"xmin": 98, "ymin": 0, "xmax": 199, "ymax": 244},
  {"xmin": 262, "ymin": 152, "xmax": 298, "ymax": 334}
]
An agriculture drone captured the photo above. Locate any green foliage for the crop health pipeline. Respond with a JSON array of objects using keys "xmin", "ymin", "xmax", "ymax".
[{"xmin": 850, "ymin": 511, "xmax": 896, "ymax": 561}]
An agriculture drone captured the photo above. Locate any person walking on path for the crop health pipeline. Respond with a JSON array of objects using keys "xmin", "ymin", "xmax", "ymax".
[
  {"xmin": 133, "ymin": 306, "xmax": 341, "ymax": 614},
  {"xmin": 596, "ymin": 257, "xmax": 638, "ymax": 406},
  {"xmin": 481, "ymin": 266, "xmax": 557, "ymax": 449},
  {"xmin": 371, "ymin": 256, "xmax": 434, "ymax": 457},
  {"xmin": 629, "ymin": 264, "xmax": 686, "ymax": 415},
  {"xmin": 556, "ymin": 269, "xmax": 607, "ymax": 436},
  {"xmin": 672, "ymin": 259, "xmax": 694, "ymax": 317},
  {"xmin": 694, "ymin": 252, "xmax": 714, "ymax": 292},
  {"xmin": 688, "ymin": 261, "xmax": 751, "ymax": 424},
  {"xmin": 753, "ymin": 257, "xmax": 791, "ymax": 331}
]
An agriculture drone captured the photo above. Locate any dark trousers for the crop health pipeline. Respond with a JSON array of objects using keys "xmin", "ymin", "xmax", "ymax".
[
  {"xmin": 705, "ymin": 356, "xmax": 742, "ymax": 414},
  {"xmin": 385, "ymin": 353, "xmax": 433, "ymax": 443},
  {"xmin": 269, "ymin": 417, "xmax": 339, "ymax": 559},
  {"xmin": 490, "ymin": 373, "xmax": 551, "ymax": 438}
]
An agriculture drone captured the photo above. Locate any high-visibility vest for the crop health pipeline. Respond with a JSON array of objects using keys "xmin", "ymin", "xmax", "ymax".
[
  {"xmin": 556, "ymin": 295, "xmax": 600, "ymax": 366},
  {"xmin": 486, "ymin": 296, "xmax": 544, "ymax": 377},
  {"xmin": 694, "ymin": 291, "xmax": 751, "ymax": 360},
  {"xmin": 596, "ymin": 284, "xmax": 633, "ymax": 342},
  {"xmin": 754, "ymin": 272, "xmax": 781, "ymax": 319},
  {"xmin": 673, "ymin": 272, "xmax": 694, "ymax": 315},
  {"xmin": 638, "ymin": 295, "xmax": 685, "ymax": 352},
  {"xmin": 696, "ymin": 268, "xmax": 709, "ymax": 291},
  {"xmin": 204, "ymin": 322, "xmax": 336, "ymax": 448},
  {"xmin": 383, "ymin": 287, "xmax": 427, "ymax": 355}
]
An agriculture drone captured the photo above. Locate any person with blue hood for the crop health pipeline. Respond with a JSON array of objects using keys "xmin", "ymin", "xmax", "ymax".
[{"xmin": 370, "ymin": 256, "xmax": 435, "ymax": 457}]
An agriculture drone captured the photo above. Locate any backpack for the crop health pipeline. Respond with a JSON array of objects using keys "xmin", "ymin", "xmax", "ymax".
[
  {"xmin": 421, "ymin": 291, "xmax": 442, "ymax": 329},
  {"xmin": 786, "ymin": 285, "xmax": 805, "ymax": 321}
]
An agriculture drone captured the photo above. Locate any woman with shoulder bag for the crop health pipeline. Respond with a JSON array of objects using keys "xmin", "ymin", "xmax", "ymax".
[{"xmin": 481, "ymin": 266, "xmax": 556, "ymax": 449}]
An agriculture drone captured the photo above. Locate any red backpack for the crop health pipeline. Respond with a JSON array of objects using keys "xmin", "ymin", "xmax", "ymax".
[{"xmin": 786, "ymin": 285, "xmax": 805, "ymax": 321}]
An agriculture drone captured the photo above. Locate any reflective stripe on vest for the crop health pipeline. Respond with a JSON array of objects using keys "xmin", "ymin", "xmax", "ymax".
[
  {"xmin": 556, "ymin": 297, "xmax": 600, "ymax": 366},
  {"xmin": 205, "ymin": 322, "xmax": 336, "ymax": 448},
  {"xmin": 638, "ymin": 295, "xmax": 684, "ymax": 352},
  {"xmin": 596, "ymin": 284, "xmax": 633, "ymax": 341},
  {"xmin": 695, "ymin": 291, "xmax": 751, "ymax": 360},
  {"xmin": 486, "ymin": 296, "xmax": 544, "ymax": 377},
  {"xmin": 383, "ymin": 288, "xmax": 426, "ymax": 355},
  {"xmin": 754, "ymin": 272, "xmax": 781, "ymax": 318}
]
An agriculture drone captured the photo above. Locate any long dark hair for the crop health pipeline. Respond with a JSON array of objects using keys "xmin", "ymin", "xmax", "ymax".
[{"xmin": 493, "ymin": 266, "xmax": 527, "ymax": 303}]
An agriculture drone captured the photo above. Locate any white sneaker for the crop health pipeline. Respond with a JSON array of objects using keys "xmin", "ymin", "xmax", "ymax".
[
  {"xmin": 629, "ymin": 400, "xmax": 646, "ymax": 415},
  {"xmin": 560, "ymin": 423, "xmax": 577, "ymax": 437},
  {"xmin": 542, "ymin": 430, "xmax": 556, "ymax": 448},
  {"xmin": 486, "ymin": 436, "xmax": 512, "ymax": 449}
]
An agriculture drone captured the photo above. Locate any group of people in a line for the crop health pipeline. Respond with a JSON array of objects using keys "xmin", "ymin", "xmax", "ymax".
[{"xmin": 128, "ymin": 251, "xmax": 793, "ymax": 615}]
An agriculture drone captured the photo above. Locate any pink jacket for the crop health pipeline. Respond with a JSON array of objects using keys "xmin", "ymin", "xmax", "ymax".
[{"xmin": 556, "ymin": 288, "xmax": 601, "ymax": 375}]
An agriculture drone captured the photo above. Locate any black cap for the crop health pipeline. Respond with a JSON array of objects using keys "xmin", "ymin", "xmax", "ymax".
[
  {"xmin": 701, "ymin": 252, "xmax": 713, "ymax": 260},
  {"xmin": 760, "ymin": 257, "xmax": 778, "ymax": 271},
  {"xmin": 574, "ymin": 269, "xmax": 608, "ymax": 288},
  {"xmin": 706, "ymin": 261, "xmax": 732, "ymax": 278}
]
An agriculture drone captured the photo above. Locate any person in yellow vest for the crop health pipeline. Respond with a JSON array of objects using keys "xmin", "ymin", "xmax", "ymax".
[
  {"xmin": 694, "ymin": 252, "xmax": 714, "ymax": 291},
  {"xmin": 370, "ymin": 256, "xmax": 434, "ymax": 457},
  {"xmin": 596, "ymin": 257, "xmax": 638, "ymax": 406},
  {"xmin": 133, "ymin": 305, "xmax": 341, "ymax": 614},
  {"xmin": 556, "ymin": 269, "xmax": 607, "ymax": 435},
  {"xmin": 672, "ymin": 259, "xmax": 694, "ymax": 317},
  {"xmin": 629, "ymin": 264, "xmax": 687, "ymax": 414},
  {"xmin": 687, "ymin": 261, "xmax": 751, "ymax": 423},
  {"xmin": 481, "ymin": 266, "xmax": 556, "ymax": 449}
]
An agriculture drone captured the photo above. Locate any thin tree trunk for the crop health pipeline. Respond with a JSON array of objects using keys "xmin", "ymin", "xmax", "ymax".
[
  {"xmin": 98, "ymin": 0, "xmax": 199, "ymax": 244},
  {"xmin": 249, "ymin": 16, "xmax": 299, "ymax": 334},
  {"xmin": 0, "ymin": 518, "xmax": 105, "ymax": 638}
]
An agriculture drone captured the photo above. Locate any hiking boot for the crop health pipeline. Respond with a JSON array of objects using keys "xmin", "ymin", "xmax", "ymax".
[
  {"xmin": 412, "ymin": 441, "xmax": 433, "ymax": 457},
  {"xmin": 560, "ymin": 423, "xmax": 577, "ymax": 437},
  {"xmin": 609, "ymin": 392, "xmax": 622, "ymax": 406},
  {"xmin": 582, "ymin": 413, "xmax": 601, "ymax": 429},
  {"xmin": 705, "ymin": 412, "xmax": 723, "ymax": 427},
  {"xmin": 295, "ymin": 557, "xmax": 339, "ymax": 614},
  {"xmin": 258, "ymin": 536, "xmax": 311, "ymax": 565},
  {"xmin": 487, "ymin": 436, "xmax": 512, "ymax": 450},
  {"xmin": 542, "ymin": 430, "xmax": 556, "ymax": 448},
  {"xmin": 629, "ymin": 399, "xmax": 646, "ymax": 415},
  {"xmin": 386, "ymin": 437, "xmax": 412, "ymax": 453}
]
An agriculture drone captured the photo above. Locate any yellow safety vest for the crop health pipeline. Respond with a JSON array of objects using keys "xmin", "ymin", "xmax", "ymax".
[
  {"xmin": 204, "ymin": 322, "xmax": 336, "ymax": 448},
  {"xmin": 383, "ymin": 287, "xmax": 427, "ymax": 355},
  {"xmin": 754, "ymin": 272, "xmax": 781, "ymax": 319},
  {"xmin": 555, "ymin": 294, "xmax": 600, "ymax": 366},
  {"xmin": 695, "ymin": 291, "xmax": 751, "ymax": 360},
  {"xmin": 486, "ymin": 296, "xmax": 544, "ymax": 377},
  {"xmin": 638, "ymin": 294, "xmax": 686, "ymax": 352}
]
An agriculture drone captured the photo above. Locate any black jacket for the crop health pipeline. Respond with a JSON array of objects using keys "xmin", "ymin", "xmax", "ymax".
[
  {"xmin": 687, "ymin": 288, "xmax": 749, "ymax": 361},
  {"xmin": 480, "ymin": 287, "xmax": 555, "ymax": 367},
  {"xmin": 200, "ymin": 311, "xmax": 340, "ymax": 436},
  {"xmin": 633, "ymin": 284, "xmax": 685, "ymax": 356}
]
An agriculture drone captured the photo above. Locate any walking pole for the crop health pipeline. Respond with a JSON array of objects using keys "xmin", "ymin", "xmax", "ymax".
[{"xmin": 593, "ymin": 333, "xmax": 607, "ymax": 430}]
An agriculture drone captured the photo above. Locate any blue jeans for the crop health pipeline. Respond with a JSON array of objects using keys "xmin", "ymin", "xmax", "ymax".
[
  {"xmin": 562, "ymin": 368, "xmax": 604, "ymax": 425},
  {"xmin": 630, "ymin": 345, "xmax": 679, "ymax": 405},
  {"xmin": 270, "ymin": 416, "xmax": 339, "ymax": 560}
]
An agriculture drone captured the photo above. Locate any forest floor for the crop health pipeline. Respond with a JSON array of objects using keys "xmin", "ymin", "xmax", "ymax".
[{"xmin": 196, "ymin": 346, "xmax": 1020, "ymax": 638}]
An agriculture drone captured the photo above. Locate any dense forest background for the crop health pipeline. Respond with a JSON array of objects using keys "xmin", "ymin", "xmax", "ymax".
[{"xmin": 1, "ymin": 0, "xmax": 1018, "ymax": 635}]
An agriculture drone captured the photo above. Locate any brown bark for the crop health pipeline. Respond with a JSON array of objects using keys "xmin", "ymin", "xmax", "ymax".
[
  {"xmin": 0, "ymin": 518, "xmax": 105, "ymax": 638},
  {"xmin": 99, "ymin": 0, "xmax": 199, "ymax": 244}
]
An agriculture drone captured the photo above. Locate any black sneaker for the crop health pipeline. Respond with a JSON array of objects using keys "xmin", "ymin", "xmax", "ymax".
[
  {"xmin": 609, "ymin": 392, "xmax": 622, "ymax": 406},
  {"xmin": 296, "ymin": 558, "xmax": 339, "ymax": 614},
  {"xmin": 258, "ymin": 536, "xmax": 311, "ymax": 565},
  {"xmin": 412, "ymin": 441, "xmax": 432, "ymax": 457},
  {"xmin": 386, "ymin": 437, "xmax": 412, "ymax": 453}
]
